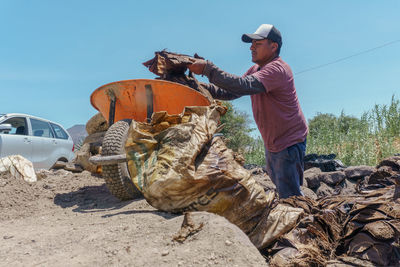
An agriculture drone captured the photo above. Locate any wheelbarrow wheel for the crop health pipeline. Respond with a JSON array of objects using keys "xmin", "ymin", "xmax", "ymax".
[{"xmin": 102, "ymin": 120, "xmax": 142, "ymax": 200}]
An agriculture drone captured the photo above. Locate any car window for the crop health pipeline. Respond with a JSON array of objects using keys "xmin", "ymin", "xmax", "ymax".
[
  {"xmin": 30, "ymin": 118, "xmax": 54, "ymax": 138},
  {"xmin": 1, "ymin": 117, "xmax": 28, "ymax": 135},
  {"xmin": 50, "ymin": 123, "xmax": 69, "ymax": 139}
]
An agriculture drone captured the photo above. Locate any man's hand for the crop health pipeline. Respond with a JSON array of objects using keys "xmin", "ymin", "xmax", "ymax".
[{"xmin": 187, "ymin": 59, "xmax": 206, "ymax": 75}]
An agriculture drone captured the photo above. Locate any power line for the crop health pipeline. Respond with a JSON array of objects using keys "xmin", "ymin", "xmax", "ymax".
[{"xmin": 295, "ymin": 39, "xmax": 400, "ymax": 75}]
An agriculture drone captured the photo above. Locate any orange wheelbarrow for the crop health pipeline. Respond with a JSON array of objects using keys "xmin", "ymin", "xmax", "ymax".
[{"xmin": 89, "ymin": 79, "xmax": 211, "ymax": 200}]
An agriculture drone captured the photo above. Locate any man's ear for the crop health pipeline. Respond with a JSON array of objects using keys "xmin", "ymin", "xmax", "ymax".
[{"xmin": 272, "ymin": 42, "xmax": 278, "ymax": 53}]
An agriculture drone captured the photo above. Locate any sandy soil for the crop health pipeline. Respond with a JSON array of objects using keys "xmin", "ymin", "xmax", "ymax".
[{"xmin": 0, "ymin": 170, "xmax": 267, "ymax": 267}]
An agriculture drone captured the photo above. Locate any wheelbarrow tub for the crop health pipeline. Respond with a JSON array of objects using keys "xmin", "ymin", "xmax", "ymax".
[{"xmin": 90, "ymin": 79, "xmax": 211, "ymax": 123}]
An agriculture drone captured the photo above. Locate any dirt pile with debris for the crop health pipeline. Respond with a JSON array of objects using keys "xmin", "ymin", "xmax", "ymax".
[
  {"xmin": 1, "ymin": 169, "xmax": 268, "ymax": 266},
  {"xmin": 0, "ymin": 169, "xmax": 100, "ymax": 221}
]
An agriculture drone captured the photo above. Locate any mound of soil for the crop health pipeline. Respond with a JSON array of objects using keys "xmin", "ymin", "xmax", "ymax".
[
  {"xmin": 0, "ymin": 170, "xmax": 103, "ymax": 221},
  {"xmin": 0, "ymin": 169, "xmax": 267, "ymax": 266}
]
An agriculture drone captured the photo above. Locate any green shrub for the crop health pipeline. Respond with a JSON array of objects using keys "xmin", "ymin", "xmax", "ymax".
[
  {"xmin": 307, "ymin": 95, "xmax": 400, "ymax": 166},
  {"xmin": 220, "ymin": 95, "xmax": 400, "ymax": 167},
  {"xmin": 218, "ymin": 102, "xmax": 265, "ymax": 165},
  {"xmin": 243, "ymin": 136, "xmax": 266, "ymax": 166}
]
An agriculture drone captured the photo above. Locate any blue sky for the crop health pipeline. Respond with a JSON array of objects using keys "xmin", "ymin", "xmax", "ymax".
[{"xmin": 1, "ymin": 1, "xmax": 399, "ymax": 134}]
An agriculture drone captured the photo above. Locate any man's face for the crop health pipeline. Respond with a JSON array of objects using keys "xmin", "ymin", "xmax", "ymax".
[{"xmin": 250, "ymin": 39, "xmax": 278, "ymax": 66}]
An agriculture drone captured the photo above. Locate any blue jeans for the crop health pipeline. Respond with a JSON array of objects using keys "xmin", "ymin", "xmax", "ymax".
[{"xmin": 265, "ymin": 139, "xmax": 306, "ymax": 199}]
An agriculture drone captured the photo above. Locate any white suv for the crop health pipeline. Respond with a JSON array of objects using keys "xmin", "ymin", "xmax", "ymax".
[{"xmin": 0, "ymin": 113, "xmax": 75, "ymax": 170}]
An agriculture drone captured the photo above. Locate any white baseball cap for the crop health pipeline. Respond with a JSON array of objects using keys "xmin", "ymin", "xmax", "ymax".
[{"xmin": 242, "ymin": 24, "xmax": 282, "ymax": 47}]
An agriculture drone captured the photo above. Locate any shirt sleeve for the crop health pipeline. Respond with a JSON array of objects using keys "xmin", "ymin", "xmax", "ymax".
[
  {"xmin": 202, "ymin": 61, "xmax": 266, "ymax": 95},
  {"xmin": 199, "ymin": 82, "xmax": 240, "ymax": 100},
  {"xmin": 250, "ymin": 63, "xmax": 283, "ymax": 93}
]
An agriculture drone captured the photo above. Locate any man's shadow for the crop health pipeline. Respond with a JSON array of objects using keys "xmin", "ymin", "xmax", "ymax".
[{"xmin": 53, "ymin": 184, "xmax": 177, "ymax": 220}]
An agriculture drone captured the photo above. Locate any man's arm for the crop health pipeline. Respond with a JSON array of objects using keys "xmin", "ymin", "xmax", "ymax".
[
  {"xmin": 200, "ymin": 82, "xmax": 240, "ymax": 100},
  {"xmin": 189, "ymin": 60, "xmax": 266, "ymax": 95}
]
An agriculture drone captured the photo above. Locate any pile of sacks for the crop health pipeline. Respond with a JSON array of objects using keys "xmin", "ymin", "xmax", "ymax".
[
  {"xmin": 122, "ymin": 101, "xmax": 399, "ymax": 266},
  {"xmin": 272, "ymin": 162, "xmax": 400, "ymax": 266},
  {"xmin": 133, "ymin": 50, "xmax": 400, "ymax": 265},
  {"xmin": 124, "ymin": 104, "xmax": 303, "ymax": 249}
]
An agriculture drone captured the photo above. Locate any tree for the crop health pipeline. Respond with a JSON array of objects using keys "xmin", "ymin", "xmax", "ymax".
[
  {"xmin": 219, "ymin": 101, "xmax": 255, "ymax": 153},
  {"xmin": 308, "ymin": 113, "xmax": 337, "ymax": 137},
  {"xmin": 218, "ymin": 102, "xmax": 266, "ymax": 166},
  {"xmin": 308, "ymin": 112, "xmax": 361, "ymax": 136}
]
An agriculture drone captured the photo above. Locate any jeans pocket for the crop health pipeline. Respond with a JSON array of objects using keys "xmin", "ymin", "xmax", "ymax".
[{"xmin": 287, "ymin": 145, "xmax": 301, "ymax": 162}]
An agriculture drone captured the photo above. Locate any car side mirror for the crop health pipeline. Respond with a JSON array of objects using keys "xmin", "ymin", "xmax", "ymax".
[{"xmin": 0, "ymin": 123, "xmax": 12, "ymax": 133}]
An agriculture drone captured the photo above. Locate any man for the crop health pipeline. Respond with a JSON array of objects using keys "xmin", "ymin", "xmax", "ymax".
[{"xmin": 188, "ymin": 24, "xmax": 308, "ymax": 198}]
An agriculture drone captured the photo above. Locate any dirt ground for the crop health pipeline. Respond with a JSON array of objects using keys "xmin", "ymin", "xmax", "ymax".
[{"xmin": 0, "ymin": 170, "xmax": 267, "ymax": 267}]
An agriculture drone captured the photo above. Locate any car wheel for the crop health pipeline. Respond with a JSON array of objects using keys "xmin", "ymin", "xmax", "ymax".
[{"xmin": 101, "ymin": 120, "xmax": 142, "ymax": 200}]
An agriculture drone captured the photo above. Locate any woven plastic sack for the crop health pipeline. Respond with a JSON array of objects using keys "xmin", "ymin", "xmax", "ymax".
[
  {"xmin": 125, "ymin": 104, "xmax": 302, "ymax": 248},
  {"xmin": 0, "ymin": 155, "xmax": 37, "ymax": 182}
]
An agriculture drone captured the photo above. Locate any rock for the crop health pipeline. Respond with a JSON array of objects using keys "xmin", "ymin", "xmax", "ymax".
[
  {"xmin": 344, "ymin": 165, "xmax": 375, "ymax": 180},
  {"xmin": 336, "ymin": 179, "xmax": 358, "ymax": 196},
  {"xmin": 161, "ymin": 250, "xmax": 169, "ymax": 256},
  {"xmin": 64, "ymin": 163, "xmax": 84, "ymax": 173},
  {"xmin": 74, "ymin": 143, "xmax": 98, "ymax": 173},
  {"xmin": 243, "ymin": 163, "xmax": 260, "ymax": 170},
  {"xmin": 0, "ymin": 155, "xmax": 37, "ymax": 182},
  {"xmin": 35, "ymin": 169, "xmax": 52, "ymax": 180},
  {"xmin": 304, "ymin": 167, "xmax": 321, "ymax": 189},
  {"xmin": 302, "ymin": 175, "xmax": 308, "ymax": 188},
  {"xmin": 394, "ymin": 176, "xmax": 400, "ymax": 200},
  {"xmin": 82, "ymin": 131, "xmax": 106, "ymax": 153},
  {"xmin": 52, "ymin": 160, "xmax": 67, "ymax": 169},
  {"xmin": 225, "ymin": 240, "xmax": 232, "ymax": 246},
  {"xmin": 377, "ymin": 156, "xmax": 400, "ymax": 171},
  {"xmin": 318, "ymin": 171, "xmax": 346, "ymax": 186},
  {"xmin": 361, "ymin": 156, "xmax": 400, "ymax": 190},
  {"xmin": 86, "ymin": 113, "xmax": 108, "ymax": 135},
  {"xmin": 367, "ymin": 167, "xmax": 395, "ymax": 186},
  {"xmin": 52, "ymin": 169, "xmax": 71, "ymax": 176},
  {"xmin": 252, "ymin": 172, "xmax": 276, "ymax": 192},
  {"xmin": 72, "ymin": 129, "xmax": 106, "ymax": 174},
  {"xmin": 305, "ymin": 153, "xmax": 336, "ymax": 162},
  {"xmin": 171, "ymin": 212, "xmax": 267, "ymax": 266},
  {"xmin": 316, "ymin": 182, "xmax": 335, "ymax": 197},
  {"xmin": 301, "ymin": 186, "xmax": 317, "ymax": 200},
  {"xmin": 304, "ymin": 153, "xmax": 346, "ymax": 172}
]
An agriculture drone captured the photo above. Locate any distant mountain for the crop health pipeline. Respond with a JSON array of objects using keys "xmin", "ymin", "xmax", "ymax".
[{"xmin": 67, "ymin": 124, "xmax": 88, "ymax": 145}]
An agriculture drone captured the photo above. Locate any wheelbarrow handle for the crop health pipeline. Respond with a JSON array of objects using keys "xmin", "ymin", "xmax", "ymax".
[{"xmin": 89, "ymin": 154, "xmax": 127, "ymax": 165}]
